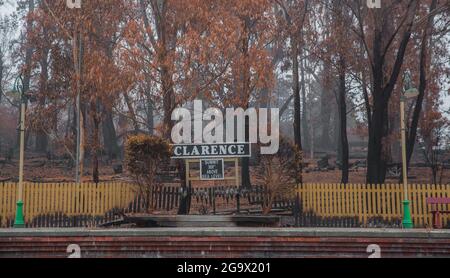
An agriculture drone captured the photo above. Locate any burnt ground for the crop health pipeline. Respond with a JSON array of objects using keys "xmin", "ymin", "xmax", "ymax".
[{"xmin": 1, "ymin": 154, "xmax": 449, "ymax": 185}]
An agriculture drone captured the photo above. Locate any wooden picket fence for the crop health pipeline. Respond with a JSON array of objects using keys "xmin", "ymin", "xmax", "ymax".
[
  {"xmin": 298, "ymin": 183, "xmax": 450, "ymax": 228},
  {"xmin": 0, "ymin": 182, "xmax": 449, "ymax": 228},
  {"xmin": 0, "ymin": 183, "xmax": 293, "ymax": 228},
  {"xmin": 0, "ymin": 182, "xmax": 138, "ymax": 228}
]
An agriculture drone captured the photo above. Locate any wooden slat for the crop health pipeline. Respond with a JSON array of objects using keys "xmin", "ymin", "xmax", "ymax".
[
  {"xmin": 28, "ymin": 183, "xmax": 33, "ymax": 224},
  {"xmin": 431, "ymin": 184, "xmax": 437, "ymax": 227},
  {"xmin": 366, "ymin": 185, "xmax": 373, "ymax": 224},
  {"xmin": 336, "ymin": 184, "xmax": 341, "ymax": 218},
  {"xmin": 0, "ymin": 184, "xmax": 5, "ymax": 227},
  {"xmin": 4, "ymin": 184, "xmax": 9, "ymax": 224},
  {"xmin": 37, "ymin": 183, "xmax": 43, "ymax": 223},
  {"xmin": 51, "ymin": 182, "xmax": 56, "ymax": 215},
  {"xmin": 324, "ymin": 183, "xmax": 329, "ymax": 218},
  {"xmin": 96, "ymin": 183, "xmax": 103, "ymax": 216},
  {"xmin": 384, "ymin": 184, "xmax": 390, "ymax": 222},
  {"xmin": 97, "ymin": 183, "xmax": 102, "ymax": 216},
  {"xmin": 345, "ymin": 184, "xmax": 349, "ymax": 217},
  {"xmin": 374, "ymin": 185, "xmax": 379, "ymax": 219},
  {"xmin": 87, "ymin": 182, "xmax": 92, "ymax": 215},
  {"xmin": 343, "ymin": 183, "xmax": 348, "ymax": 217},
  {"xmin": 94, "ymin": 183, "xmax": 99, "ymax": 216},
  {"xmin": 363, "ymin": 183, "xmax": 369, "ymax": 225},
  {"xmin": 445, "ymin": 184, "xmax": 450, "ymax": 227},
  {"xmin": 418, "ymin": 184, "xmax": 425, "ymax": 227},
  {"xmin": 316, "ymin": 183, "xmax": 322, "ymax": 217},
  {"xmin": 380, "ymin": 185, "xmax": 386, "ymax": 220},
  {"xmin": 100, "ymin": 183, "xmax": 105, "ymax": 216},
  {"xmin": 64, "ymin": 182, "xmax": 69, "ymax": 218},
  {"xmin": 109, "ymin": 183, "xmax": 114, "ymax": 214},
  {"xmin": 356, "ymin": 184, "xmax": 362, "ymax": 224},
  {"xmin": 441, "ymin": 184, "xmax": 445, "ymax": 226},
  {"xmin": 67, "ymin": 183, "xmax": 72, "ymax": 217},
  {"xmin": 322, "ymin": 184, "xmax": 331, "ymax": 217},
  {"xmin": 306, "ymin": 184, "xmax": 311, "ymax": 214},
  {"xmin": 2, "ymin": 184, "xmax": 7, "ymax": 226},
  {"xmin": 426, "ymin": 184, "xmax": 432, "ymax": 225},
  {"xmin": 35, "ymin": 183, "xmax": 40, "ymax": 223},
  {"xmin": 396, "ymin": 184, "xmax": 402, "ymax": 219},
  {"xmin": 409, "ymin": 184, "xmax": 415, "ymax": 225}
]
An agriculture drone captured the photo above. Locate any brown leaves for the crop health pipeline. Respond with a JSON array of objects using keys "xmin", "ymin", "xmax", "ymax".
[{"xmin": 122, "ymin": 0, "xmax": 277, "ymax": 113}]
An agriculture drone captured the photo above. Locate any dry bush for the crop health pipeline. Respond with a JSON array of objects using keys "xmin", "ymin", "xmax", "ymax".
[
  {"xmin": 124, "ymin": 134, "xmax": 171, "ymax": 213},
  {"xmin": 255, "ymin": 138, "xmax": 302, "ymax": 214}
]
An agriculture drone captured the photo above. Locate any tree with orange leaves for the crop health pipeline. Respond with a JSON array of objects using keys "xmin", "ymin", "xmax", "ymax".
[{"xmin": 30, "ymin": 0, "xmax": 132, "ymax": 182}]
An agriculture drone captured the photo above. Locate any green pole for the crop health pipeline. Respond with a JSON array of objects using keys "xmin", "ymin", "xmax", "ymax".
[
  {"xmin": 402, "ymin": 200, "xmax": 413, "ymax": 229},
  {"xmin": 14, "ymin": 201, "xmax": 25, "ymax": 228},
  {"xmin": 14, "ymin": 76, "xmax": 26, "ymax": 229},
  {"xmin": 400, "ymin": 97, "xmax": 413, "ymax": 229}
]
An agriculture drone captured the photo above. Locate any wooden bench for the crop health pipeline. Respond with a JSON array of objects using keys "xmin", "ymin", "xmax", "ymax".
[{"xmin": 426, "ymin": 197, "xmax": 450, "ymax": 229}]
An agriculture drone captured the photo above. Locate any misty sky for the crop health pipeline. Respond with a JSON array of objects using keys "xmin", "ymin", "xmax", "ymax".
[{"xmin": 0, "ymin": 1, "xmax": 15, "ymax": 16}]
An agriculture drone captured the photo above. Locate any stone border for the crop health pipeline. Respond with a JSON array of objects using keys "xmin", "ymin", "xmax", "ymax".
[{"xmin": 1, "ymin": 228, "xmax": 450, "ymax": 239}]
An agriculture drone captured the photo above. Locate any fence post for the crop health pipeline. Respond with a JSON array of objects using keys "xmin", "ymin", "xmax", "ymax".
[
  {"xmin": 178, "ymin": 185, "xmax": 187, "ymax": 215},
  {"xmin": 213, "ymin": 188, "xmax": 216, "ymax": 215},
  {"xmin": 187, "ymin": 182, "xmax": 192, "ymax": 214},
  {"xmin": 236, "ymin": 189, "xmax": 240, "ymax": 214},
  {"xmin": 295, "ymin": 186, "xmax": 301, "ymax": 227}
]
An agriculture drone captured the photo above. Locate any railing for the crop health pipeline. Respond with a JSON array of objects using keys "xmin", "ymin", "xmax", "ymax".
[
  {"xmin": 0, "ymin": 182, "xmax": 449, "ymax": 228},
  {"xmin": 0, "ymin": 182, "xmax": 292, "ymax": 227},
  {"xmin": 0, "ymin": 182, "xmax": 136, "ymax": 228},
  {"xmin": 298, "ymin": 183, "xmax": 450, "ymax": 228}
]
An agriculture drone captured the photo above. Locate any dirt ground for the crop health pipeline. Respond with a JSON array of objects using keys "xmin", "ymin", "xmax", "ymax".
[
  {"xmin": 1, "ymin": 154, "xmax": 449, "ymax": 185},
  {"xmin": 303, "ymin": 167, "xmax": 450, "ymax": 185},
  {"xmin": 0, "ymin": 155, "xmax": 126, "ymax": 183}
]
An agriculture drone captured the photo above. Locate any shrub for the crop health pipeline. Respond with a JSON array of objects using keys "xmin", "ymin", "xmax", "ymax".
[
  {"xmin": 255, "ymin": 137, "xmax": 302, "ymax": 214},
  {"xmin": 124, "ymin": 134, "xmax": 172, "ymax": 212}
]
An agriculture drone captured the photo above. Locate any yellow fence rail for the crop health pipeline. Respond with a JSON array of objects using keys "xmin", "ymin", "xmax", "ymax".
[
  {"xmin": 0, "ymin": 182, "xmax": 449, "ymax": 228},
  {"xmin": 0, "ymin": 182, "xmax": 137, "ymax": 227},
  {"xmin": 298, "ymin": 183, "xmax": 450, "ymax": 227}
]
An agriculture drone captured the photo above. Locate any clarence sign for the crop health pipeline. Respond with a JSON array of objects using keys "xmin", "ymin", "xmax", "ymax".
[{"xmin": 172, "ymin": 143, "xmax": 250, "ymax": 159}]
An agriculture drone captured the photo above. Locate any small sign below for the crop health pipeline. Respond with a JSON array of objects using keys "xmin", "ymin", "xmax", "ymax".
[{"xmin": 201, "ymin": 159, "xmax": 225, "ymax": 180}]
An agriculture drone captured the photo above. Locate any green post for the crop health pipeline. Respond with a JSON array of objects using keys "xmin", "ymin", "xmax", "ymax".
[
  {"xmin": 402, "ymin": 200, "xmax": 413, "ymax": 229},
  {"xmin": 14, "ymin": 200, "xmax": 25, "ymax": 228}
]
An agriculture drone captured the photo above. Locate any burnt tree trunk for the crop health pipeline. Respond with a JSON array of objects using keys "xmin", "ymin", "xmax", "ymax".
[
  {"xmin": 35, "ymin": 28, "xmax": 50, "ymax": 153},
  {"xmin": 338, "ymin": 58, "xmax": 349, "ymax": 184},
  {"xmin": 92, "ymin": 100, "xmax": 100, "ymax": 184},
  {"xmin": 319, "ymin": 78, "xmax": 332, "ymax": 149},
  {"xmin": 292, "ymin": 36, "xmax": 303, "ymax": 151},
  {"xmin": 241, "ymin": 111, "xmax": 251, "ymax": 188},
  {"xmin": 300, "ymin": 54, "xmax": 309, "ymax": 151},
  {"xmin": 405, "ymin": 0, "xmax": 437, "ymax": 169},
  {"xmin": 102, "ymin": 108, "xmax": 120, "ymax": 160},
  {"xmin": 240, "ymin": 17, "xmax": 252, "ymax": 188},
  {"xmin": 366, "ymin": 1, "xmax": 418, "ymax": 184}
]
